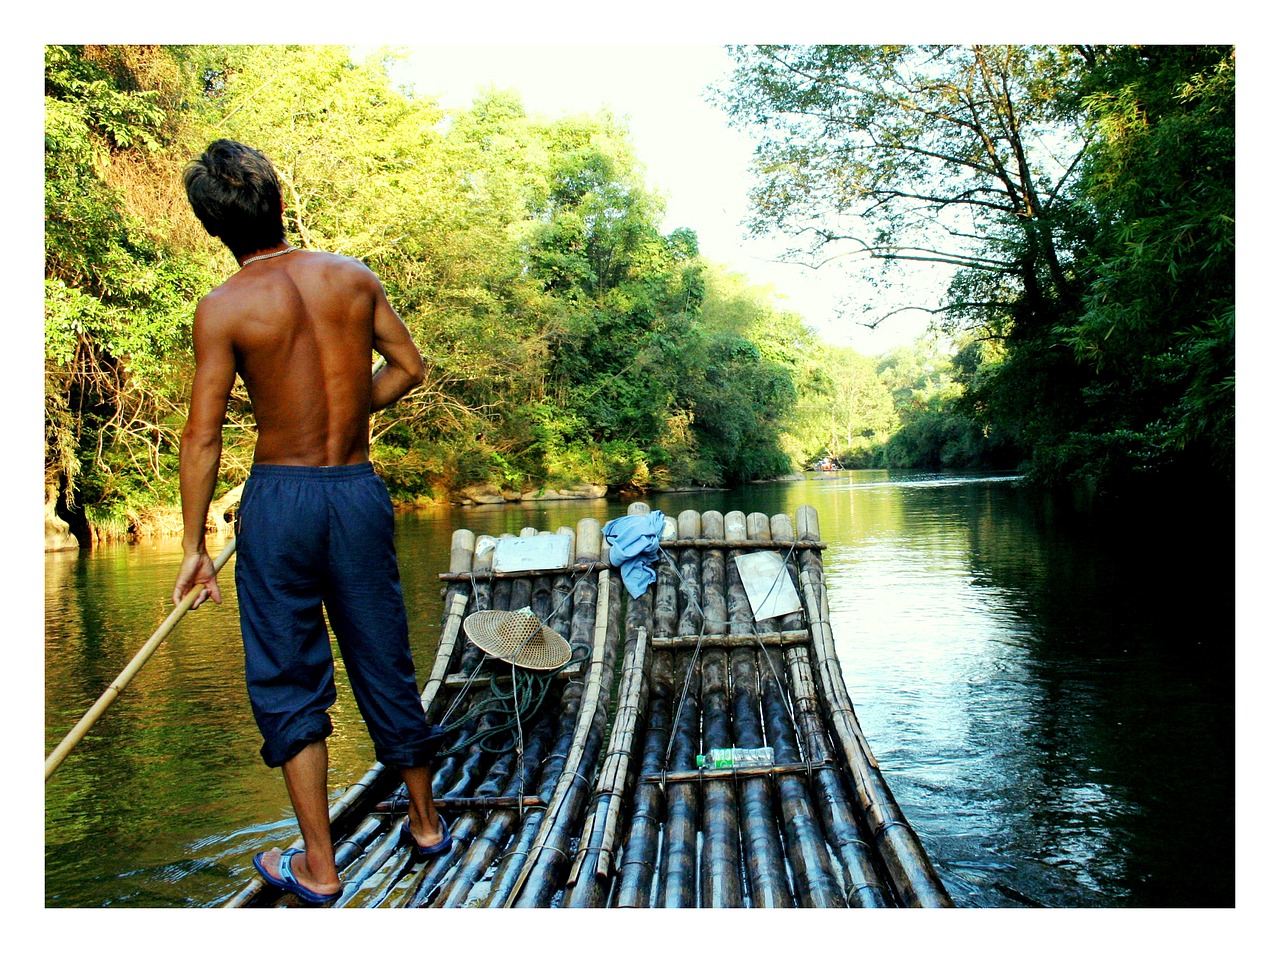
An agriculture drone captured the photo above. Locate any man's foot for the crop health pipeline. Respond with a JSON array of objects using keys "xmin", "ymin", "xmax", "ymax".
[
  {"xmin": 253, "ymin": 847, "xmax": 342, "ymax": 904},
  {"xmin": 400, "ymin": 816, "xmax": 452, "ymax": 862}
]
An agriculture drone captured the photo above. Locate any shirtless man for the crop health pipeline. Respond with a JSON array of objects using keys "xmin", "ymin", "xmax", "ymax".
[{"xmin": 172, "ymin": 139, "xmax": 449, "ymax": 904}]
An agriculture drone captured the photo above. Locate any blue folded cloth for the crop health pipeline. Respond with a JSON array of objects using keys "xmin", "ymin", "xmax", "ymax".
[{"xmin": 602, "ymin": 511, "xmax": 668, "ymax": 598}]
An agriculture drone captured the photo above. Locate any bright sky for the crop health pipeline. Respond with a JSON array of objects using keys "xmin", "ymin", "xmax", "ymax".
[{"xmin": 385, "ymin": 44, "xmax": 937, "ymax": 354}]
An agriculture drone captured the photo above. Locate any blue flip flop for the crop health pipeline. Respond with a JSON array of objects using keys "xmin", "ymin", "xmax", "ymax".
[
  {"xmin": 252, "ymin": 848, "xmax": 342, "ymax": 905},
  {"xmin": 400, "ymin": 816, "xmax": 452, "ymax": 862}
]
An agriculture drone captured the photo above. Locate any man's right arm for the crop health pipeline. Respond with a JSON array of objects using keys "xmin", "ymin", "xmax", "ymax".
[
  {"xmin": 368, "ymin": 271, "xmax": 426, "ymax": 412},
  {"xmin": 173, "ymin": 298, "xmax": 236, "ymax": 607}
]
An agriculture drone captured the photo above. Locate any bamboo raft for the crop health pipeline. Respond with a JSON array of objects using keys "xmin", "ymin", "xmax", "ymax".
[{"xmin": 225, "ymin": 503, "xmax": 951, "ymax": 909}]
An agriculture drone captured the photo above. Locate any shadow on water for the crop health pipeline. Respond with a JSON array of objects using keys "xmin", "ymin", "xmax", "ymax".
[{"xmin": 43, "ymin": 471, "xmax": 1234, "ymax": 907}]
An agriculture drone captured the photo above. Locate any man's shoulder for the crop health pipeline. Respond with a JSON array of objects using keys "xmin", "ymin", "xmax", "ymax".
[{"xmin": 303, "ymin": 248, "xmax": 372, "ymax": 271}]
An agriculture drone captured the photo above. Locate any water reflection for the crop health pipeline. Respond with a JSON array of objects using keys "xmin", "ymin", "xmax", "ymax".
[{"xmin": 43, "ymin": 472, "xmax": 1233, "ymax": 907}]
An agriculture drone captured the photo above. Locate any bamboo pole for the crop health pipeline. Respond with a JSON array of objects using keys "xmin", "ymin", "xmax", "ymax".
[
  {"xmin": 510, "ymin": 566, "xmax": 619, "ymax": 906},
  {"xmin": 760, "ymin": 641, "xmax": 844, "ymax": 907},
  {"xmin": 439, "ymin": 561, "xmax": 610, "ymax": 582},
  {"xmin": 374, "ymin": 795, "xmax": 546, "ymax": 812},
  {"xmin": 696, "ymin": 511, "xmax": 743, "ymax": 908},
  {"xmin": 794, "ymin": 504, "xmax": 952, "ymax": 908},
  {"xmin": 612, "ymin": 543, "xmax": 679, "ymax": 907},
  {"xmin": 735, "ymin": 511, "xmax": 796, "ymax": 908},
  {"xmin": 661, "ymin": 538, "xmax": 826, "ymax": 551},
  {"xmin": 657, "ymin": 509, "xmax": 703, "ymax": 907},
  {"xmin": 782, "ymin": 643, "xmax": 893, "ymax": 907},
  {"xmin": 564, "ymin": 503, "xmax": 656, "ymax": 907},
  {"xmin": 641, "ymin": 761, "xmax": 828, "ymax": 784},
  {"xmin": 650, "ymin": 631, "xmax": 811, "ymax": 649},
  {"xmin": 45, "ymin": 537, "xmax": 238, "ymax": 781}
]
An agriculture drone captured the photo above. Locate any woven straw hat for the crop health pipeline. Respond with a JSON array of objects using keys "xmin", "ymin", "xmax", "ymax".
[{"xmin": 463, "ymin": 609, "xmax": 572, "ymax": 671}]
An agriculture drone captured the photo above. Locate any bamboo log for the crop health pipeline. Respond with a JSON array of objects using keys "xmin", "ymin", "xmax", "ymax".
[
  {"xmin": 641, "ymin": 761, "xmax": 829, "ymax": 784},
  {"xmin": 734, "ymin": 512, "xmax": 795, "ymax": 908},
  {"xmin": 611, "ymin": 551, "xmax": 679, "ymax": 907},
  {"xmin": 421, "ymin": 593, "xmax": 470, "ymax": 718},
  {"xmin": 660, "ymin": 538, "xmax": 826, "ymax": 551},
  {"xmin": 455, "ymin": 534, "xmax": 498, "ymax": 674},
  {"xmin": 658, "ymin": 648, "xmax": 701, "ymax": 907},
  {"xmin": 441, "ymin": 529, "xmax": 478, "ymax": 672},
  {"xmin": 761, "ymin": 643, "xmax": 844, "ymax": 907},
  {"xmin": 675, "ymin": 510, "xmax": 703, "ymax": 639},
  {"xmin": 794, "ymin": 504, "xmax": 952, "ymax": 908},
  {"xmin": 45, "ymin": 537, "xmax": 238, "ymax": 781},
  {"xmin": 611, "ymin": 648, "xmax": 673, "ymax": 907},
  {"xmin": 696, "ymin": 511, "xmax": 743, "ymax": 908},
  {"xmin": 439, "ymin": 561, "xmax": 610, "ymax": 582},
  {"xmin": 564, "ymin": 505, "xmax": 656, "ymax": 907},
  {"xmin": 650, "ymin": 631, "xmax": 810, "ymax": 649},
  {"xmin": 783, "ymin": 644, "xmax": 893, "ymax": 907},
  {"xmin": 510, "ymin": 567, "xmax": 621, "ymax": 907}
]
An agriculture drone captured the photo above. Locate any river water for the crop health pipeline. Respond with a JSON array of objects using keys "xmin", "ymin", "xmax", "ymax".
[{"xmin": 43, "ymin": 471, "xmax": 1235, "ymax": 910}]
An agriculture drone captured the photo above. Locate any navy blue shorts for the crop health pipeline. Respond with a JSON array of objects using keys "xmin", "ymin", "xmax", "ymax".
[{"xmin": 234, "ymin": 462, "xmax": 437, "ymax": 769}]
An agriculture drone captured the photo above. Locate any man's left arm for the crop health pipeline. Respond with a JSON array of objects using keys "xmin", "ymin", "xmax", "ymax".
[
  {"xmin": 368, "ymin": 269, "xmax": 426, "ymax": 412},
  {"xmin": 173, "ymin": 300, "xmax": 237, "ymax": 608}
]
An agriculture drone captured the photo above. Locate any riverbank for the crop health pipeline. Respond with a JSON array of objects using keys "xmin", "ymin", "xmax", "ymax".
[
  {"xmin": 46, "ymin": 470, "xmax": 882, "ymax": 552},
  {"xmin": 48, "ymin": 478, "xmax": 623, "ymax": 552}
]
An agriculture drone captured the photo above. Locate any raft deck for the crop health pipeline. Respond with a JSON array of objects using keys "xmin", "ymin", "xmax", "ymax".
[{"xmin": 225, "ymin": 503, "xmax": 951, "ymax": 908}]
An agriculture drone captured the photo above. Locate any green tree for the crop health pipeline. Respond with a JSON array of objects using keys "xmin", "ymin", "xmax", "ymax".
[
  {"xmin": 788, "ymin": 345, "xmax": 895, "ymax": 467},
  {"xmin": 1060, "ymin": 45, "xmax": 1234, "ymax": 482},
  {"xmin": 715, "ymin": 45, "xmax": 1089, "ymax": 335},
  {"xmin": 717, "ymin": 44, "xmax": 1234, "ymax": 490},
  {"xmin": 44, "ymin": 45, "xmax": 215, "ymax": 537}
]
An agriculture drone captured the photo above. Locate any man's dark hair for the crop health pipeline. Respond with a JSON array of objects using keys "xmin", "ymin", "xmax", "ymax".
[{"xmin": 184, "ymin": 139, "xmax": 286, "ymax": 258}]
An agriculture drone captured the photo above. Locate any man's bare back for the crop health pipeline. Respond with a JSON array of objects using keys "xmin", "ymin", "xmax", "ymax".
[
  {"xmin": 175, "ymin": 244, "xmax": 424, "ymax": 609},
  {"xmin": 191, "ymin": 249, "xmax": 425, "ymax": 468}
]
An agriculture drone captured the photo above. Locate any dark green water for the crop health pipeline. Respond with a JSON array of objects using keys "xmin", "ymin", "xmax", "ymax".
[{"xmin": 43, "ymin": 472, "xmax": 1235, "ymax": 908}]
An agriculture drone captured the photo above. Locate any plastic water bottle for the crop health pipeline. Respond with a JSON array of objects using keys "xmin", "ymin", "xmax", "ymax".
[{"xmin": 696, "ymin": 746, "xmax": 775, "ymax": 769}]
